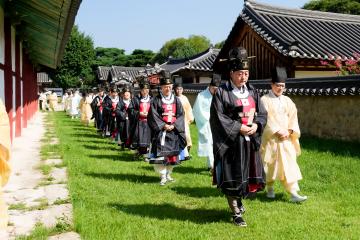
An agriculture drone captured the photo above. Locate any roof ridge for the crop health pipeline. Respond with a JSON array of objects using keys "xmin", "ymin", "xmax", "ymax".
[
  {"xmin": 247, "ymin": 0, "xmax": 360, "ymax": 23},
  {"xmin": 188, "ymin": 48, "xmax": 220, "ymax": 64}
]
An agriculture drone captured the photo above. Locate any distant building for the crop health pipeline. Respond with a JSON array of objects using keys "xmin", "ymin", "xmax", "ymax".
[
  {"xmin": 37, "ymin": 72, "xmax": 53, "ymax": 90},
  {"xmin": 161, "ymin": 47, "xmax": 219, "ymax": 84},
  {"xmin": 213, "ymin": 0, "xmax": 360, "ymax": 79}
]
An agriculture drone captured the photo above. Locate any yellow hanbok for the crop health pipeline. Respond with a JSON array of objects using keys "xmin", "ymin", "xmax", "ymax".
[
  {"xmin": 178, "ymin": 95, "xmax": 194, "ymax": 147},
  {"xmin": 260, "ymin": 92, "xmax": 302, "ymax": 192},
  {"xmin": 79, "ymin": 96, "xmax": 93, "ymax": 125}
]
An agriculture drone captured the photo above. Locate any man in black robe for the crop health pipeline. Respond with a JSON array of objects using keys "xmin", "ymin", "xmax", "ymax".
[
  {"xmin": 102, "ymin": 87, "xmax": 119, "ymax": 138},
  {"xmin": 147, "ymin": 70, "xmax": 186, "ymax": 186},
  {"xmin": 91, "ymin": 88, "xmax": 106, "ymax": 132},
  {"xmin": 131, "ymin": 80, "xmax": 152, "ymax": 159},
  {"xmin": 210, "ymin": 47, "xmax": 267, "ymax": 227},
  {"xmin": 115, "ymin": 85, "xmax": 134, "ymax": 149}
]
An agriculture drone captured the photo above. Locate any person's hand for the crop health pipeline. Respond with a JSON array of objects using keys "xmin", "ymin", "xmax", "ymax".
[
  {"xmin": 276, "ymin": 129, "xmax": 289, "ymax": 141},
  {"xmin": 247, "ymin": 123, "xmax": 258, "ymax": 135},
  {"xmin": 163, "ymin": 124, "xmax": 174, "ymax": 131},
  {"xmin": 240, "ymin": 125, "xmax": 251, "ymax": 135},
  {"xmin": 97, "ymin": 103, "xmax": 101, "ymax": 106},
  {"xmin": 140, "ymin": 112, "xmax": 148, "ymax": 117}
]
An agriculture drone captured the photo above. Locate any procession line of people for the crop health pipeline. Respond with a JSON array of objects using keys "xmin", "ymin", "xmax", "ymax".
[{"xmin": 60, "ymin": 46, "xmax": 307, "ymax": 228}]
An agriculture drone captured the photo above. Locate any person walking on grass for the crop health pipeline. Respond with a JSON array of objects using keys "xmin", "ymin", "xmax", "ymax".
[
  {"xmin": 102, "ymin": 87, "xmax": 119, "ymax": 138},
  {"xmin": 91, "ymin": 88, "xmax": 106, "ymax": 132},
  {"xmin": 174, "ymin": 83, "xmax": 194, "ymax": 160},
  {"xmin": 210, "ymin": 47, "xmax": 267, "ymax": 227},
  {"xmin": 116, "ymin": 85, "xmax": 134, "ymax": 149},
  {"xmin": 131, "ymin": 80, "xmax": 152, "ymax": 160},
  {"xmin": 147, "ymin": 70, "xmax": 186, "ymax": 186},
  {"xmin": 79, "ymin": 91, "xmax": 93, "ymax": 127},
  {"xmin": 260, "ymin": 66, "xmax": 307, "ymax": 203},
  {"xmin": 192, "ymin": 74, "xmax": 220, "ymax": 172}
]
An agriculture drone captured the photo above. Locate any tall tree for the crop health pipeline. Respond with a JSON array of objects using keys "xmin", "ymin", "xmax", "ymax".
[
  {"xmin": 53, "ymin": 25, "xmax": 95, "ymax": 89},
  {"xmin": 214, "ymin": 40, "xmax": 225, "ymax": 49},
  {"xmin": 123, "ymin": 49, "xmax": 156, "ymax": 67},
  {"xmin": 152, "ymin": 35, "xmax": 211, "ymax": 63},
  {"xmin": 94, "ymin": 47, "xmax": 126, "ymax": 66},
  {"xmin": 303, "ymin": 0, "xmax": 360, "ymax": 15}
]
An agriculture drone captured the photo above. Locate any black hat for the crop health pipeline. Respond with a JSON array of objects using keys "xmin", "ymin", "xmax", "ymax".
[
  {"xmin": 174, "ymin": 83, "xmax": 183, "ymax": 89},
  {"xmin": 139, "ymin": 81, "xmax": 150, "ymax": 89},
  {"xmin": 210, "ymin": 73, "xmax": 222, "ymax": 87},
  {"xmin": 271, "ymin": 66, "xmax": 287, "ymax": 83},
  {"xmin": 159, "ymin": 70, "xmax": 172, "ymax": 85},
  {"xmin": 122, "ymin": 85, "xmax": 132, "ymax": 93},
  {"xmin": 228, "ymin": 47, "xmax": 249, "ymax": 71}
]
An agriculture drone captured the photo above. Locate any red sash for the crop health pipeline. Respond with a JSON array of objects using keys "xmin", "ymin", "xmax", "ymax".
[
  {"xmin": 139, "ymin": 102, "xmax": 150, "ymax": 121},
  {"xmin": 161, "ymin": 103, "xmax": 176, "ymax": 124},
  {"xmin": 99, "ymin": 98, "xmax": 103, "ymax": 112},
  {"xmin": 236, "ymin": 96, "xmax": 256, "ymax": 125}
]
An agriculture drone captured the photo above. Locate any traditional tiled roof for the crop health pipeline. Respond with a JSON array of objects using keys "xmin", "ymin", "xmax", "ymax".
[
  {"xmin": 182, "ymin": 74, "xmax": 360, "ymax": 96},
  {"xmin": 37, "ymin": 72, "xmax": 52, "ymax": 83},
  {"xmin": 226, "ymin": 0, "xmax": 360, "ymax": 61},
  {"xmin": 96, "ymin": 66, "xmax": 111, "ymax": 81},
  {"xmin": 160, "ymin": 47, "xmax": 220, "ymax": 73},
  {"xmin": 110, "ymin": 66, "xmax": 143, "ymax": 81}
]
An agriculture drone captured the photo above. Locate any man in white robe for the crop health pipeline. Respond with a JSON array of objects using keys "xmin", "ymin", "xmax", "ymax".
[
  {"xmin": 193, "ymin": 74, "xmax": 220, "ymax": 170},
  {"xmin": 260, "ymin": 66, "xmax": 307, "ymax": 203},
  {"xmin": 70, "ymin": 90, "xmax": 81, "ymax": 119}
]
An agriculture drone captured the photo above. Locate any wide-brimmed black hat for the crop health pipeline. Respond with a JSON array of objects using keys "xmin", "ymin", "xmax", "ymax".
[
  {"xmin": 210, "ymin": 73, "xmax": 222, "ymax": 87},
  {"xmin": 174, "ymin": 83, "xmax": 183, "ymax": 89},
  {"xmin": 271, "ymin": 66, "xmax": 287, "ymax": 83},
  {"xmin": 110, "ymin": 87, "xmax": 117, "ymax": 93},
  {"xmin": 139, "ymin": 81, "xmax": 150, "ymax": 89},
  {"xmin": 159, "ymin": 70, "xmax": 172, "ymax": 85},
  {"xmin": 228, "ymin": 47, "xmax": 250, "ymax": 71},
  {"xmin": 122, "ymin": 85, "xmax": 132, "ymax": 93}
]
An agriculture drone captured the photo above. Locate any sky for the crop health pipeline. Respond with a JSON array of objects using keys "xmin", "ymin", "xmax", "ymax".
[{"xmin": 75, "ymin": 0, "xmax": 309, "ymax": 54}]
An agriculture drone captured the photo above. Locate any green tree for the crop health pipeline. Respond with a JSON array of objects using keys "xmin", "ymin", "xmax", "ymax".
[
  {"xmin": 303, "ymin": 0, "xmax": 360, "ymax": 14},
  {"xmin": 94, "ymin": 47, "xmax": 125, "ymax": 66},
  {"xmin": 214, "ymin": 40, "xmax": 225, "ymax": 49},
  {"xmin": 123, "ymin": 49, "xmax": 155, "ymax": 67},
  {"xmin": 152, "ymin": 35, "xmax": 211, "ymax": 63},
  {"xmin": 53, "ymin": 25, "xmax": 95, "ymax": 89}
]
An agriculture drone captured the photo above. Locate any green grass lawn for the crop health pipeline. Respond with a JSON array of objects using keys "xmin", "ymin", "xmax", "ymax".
[{"xmin": 50, "ymin": 112, "xmax": 360, "ymax": 240}]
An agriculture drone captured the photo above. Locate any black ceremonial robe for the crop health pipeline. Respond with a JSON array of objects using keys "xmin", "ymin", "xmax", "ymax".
[
  {"xmin": 91, "ymin": 95, "xmax": 105, "ymax": 130},
  {"xmin": 115, "ymin": 98, "xmax": 134, "ymax": 147},
  {"xmin": 210, "ymin": 82, "xmax": 267, "ymax": 197},
  {"xmin": 148, "ymin": 94, "xmax": 186, "ymax": 162},
  {"xmin": 102, "ymin": 96, "xmax": 117, "ymax": 135},
  {"xmin": 131, "ymin": 95, "xmax": 152, "ymax": 151}
]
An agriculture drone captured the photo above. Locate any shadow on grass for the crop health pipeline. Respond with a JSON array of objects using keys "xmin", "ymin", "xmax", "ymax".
[
  {"xmin": 69, "ymin": 133, "xmax": 100, "ymax": 138},
  {"xmin": 139, "ymin": 165, "xmax": 208, "ymax": 175},
  {"xmin": 83, "ymin": 144, "xmax": 119, "ymax": 151},
  {"xmin": 86, "ymin": 172, "xmax": 159, "ymax": 183},
  {"xmin": 88, "ymin": 153, "xmax": 135, "ymax": 162},
  {"xmin": 170, "ymin": 186, "xmax": 223, "ymax": 198},
  {"xmin": 77, "ymin": 139, "xmax": 108, "ymax": 144},
  {"xmin": 301, "ymin": 135, "xmax": 360, "ymax": 158},
  {"xmin": 245, "ymin": 192, "xmax": 288, "ymax": 203},
  {"xmin": 109, "ymin": 203, "xmax": 228, "ymax": 224},
  {"xmin": 173, "ymin": 166, "xmax": 207, "ymax": 174}
]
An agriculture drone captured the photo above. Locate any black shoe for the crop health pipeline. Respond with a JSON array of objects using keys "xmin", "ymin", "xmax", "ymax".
[
  {"xmin": 232, "ymin": 213, "xmax": 247, "ymax": 227},
  {"xmin": 237, "ymin": 200, "xmax": 246, "ymax": 214}
]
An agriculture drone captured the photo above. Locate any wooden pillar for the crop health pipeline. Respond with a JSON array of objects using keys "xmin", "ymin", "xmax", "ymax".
[
  {"xmin": 15, "ymin": 38, "xmax": 21, "ymax": 136},
  {"xmin": 4, "ymin": 18, "xmax": 13, "ymax": 141}
]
